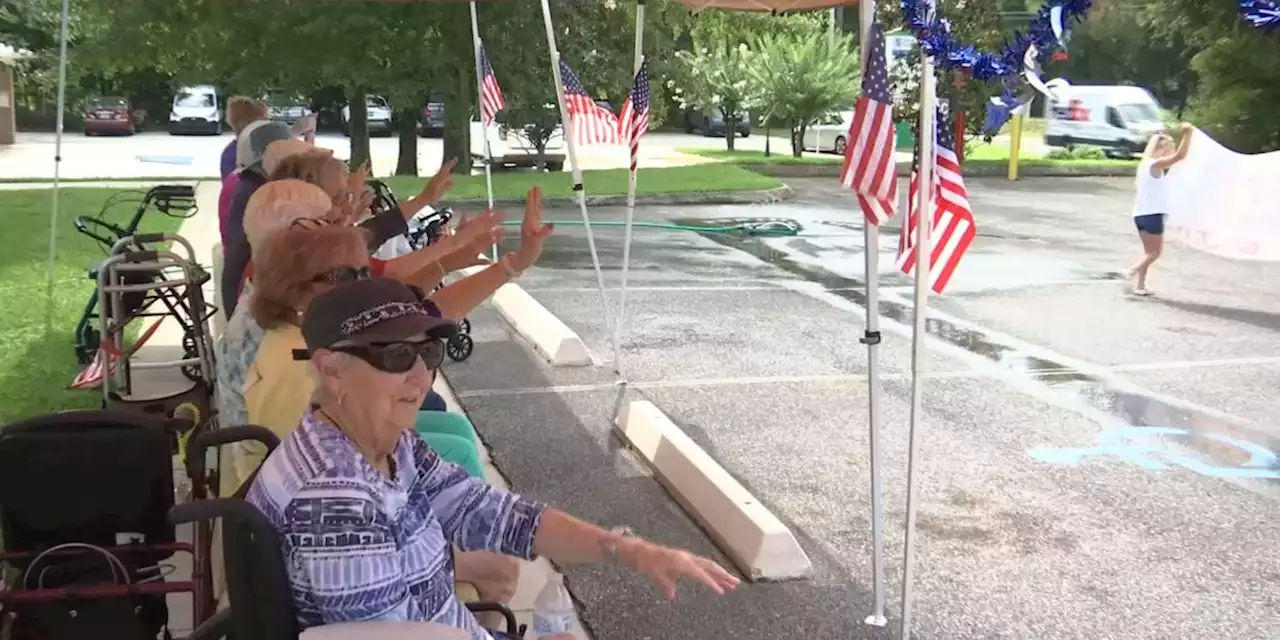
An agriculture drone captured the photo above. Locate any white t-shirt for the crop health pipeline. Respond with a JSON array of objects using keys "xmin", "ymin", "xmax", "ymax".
[{"xmin": 1133, "ymin": 160, "xmax": 1169, "ymax": 218}]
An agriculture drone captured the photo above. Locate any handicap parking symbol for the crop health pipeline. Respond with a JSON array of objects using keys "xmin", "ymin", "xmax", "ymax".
[{"xmin": 1029, "ymin": 427, "xmax": 1280, "ymax": 479}]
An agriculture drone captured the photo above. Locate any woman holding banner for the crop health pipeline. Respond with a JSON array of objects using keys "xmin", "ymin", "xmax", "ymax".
[{"xmin": 1128, "ymin": 122, "xmax": 1193, "ymax": 296}]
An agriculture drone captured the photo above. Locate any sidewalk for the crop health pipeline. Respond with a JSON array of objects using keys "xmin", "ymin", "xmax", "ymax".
[{"xmin": 128, "ymin": 183, "xmax": 589, "ymax": 636}]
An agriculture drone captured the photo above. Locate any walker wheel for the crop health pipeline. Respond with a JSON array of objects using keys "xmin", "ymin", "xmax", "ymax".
[
  {"xmin": 181, "ymin": 332, "xmax": 202, "ymax": 382},
  {"xmin": 446, "ymin": 334, "xmax": 474, "ymax": 362},
  {"xmin": 458, "ymin": 318, "xmax": 471, "ymax": 334}
]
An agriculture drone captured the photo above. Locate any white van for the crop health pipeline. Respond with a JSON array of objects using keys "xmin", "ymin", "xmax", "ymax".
[
  {"xmin": 169, "ymin": 85, "xmax": 222, "ymax": 135},
  {"xmin": 1044, "ymin": 85, "xmax": 1165, "ymax": 156},
  {"xmin": 470, "ymin": 119, "xmax": 567, "ymax": 172}
]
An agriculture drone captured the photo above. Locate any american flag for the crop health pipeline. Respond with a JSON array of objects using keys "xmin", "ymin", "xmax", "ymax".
[
  {"xmin": 558, "ymin": 58, "xmax": 619, "ymax": 145},
  {"xmin": 839, "ymin": 20, "xmax": 898, "ymax": 225},
  {"xmin": 897, "ymin": 103, "xmax": 976, "ymax": 295},
  {"xmin": 617, "ymin": 59, "xmax": 650, "ymax": 171},
  {"xmin": 70, "ymin": 319, "xmax": 163, "ymax": 389},
  {"xmin": 479, "ymin": 43, "xmax": 505, "ymax": 127}
]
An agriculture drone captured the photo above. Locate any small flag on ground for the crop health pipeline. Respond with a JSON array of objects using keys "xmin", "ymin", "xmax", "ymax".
[
  {"xmin": 479, "ymin": 43, "xmax": 505, "ymax": 127},
  {"xmin": 617, "ymin": 59, "xmax": 650, "ymax": 171},
  {"xmin": 70, "ymin": 319, "xmax": 163, "ymax": 390},
  {"xmin": 558, "ymin": 58, "xmax": 620, "ymax": 145},
  {"xmin": 839, "ymin": 20, "xmax": 898, "ymax": 225},
  {"xmin": 897, "ymin": 104, "xmax": 976, "ymax": 295}
]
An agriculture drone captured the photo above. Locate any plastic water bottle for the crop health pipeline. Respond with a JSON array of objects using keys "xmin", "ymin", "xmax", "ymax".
[{"xmin": 531, "ymin": 573, "xmax": 575, "ymax": 638}]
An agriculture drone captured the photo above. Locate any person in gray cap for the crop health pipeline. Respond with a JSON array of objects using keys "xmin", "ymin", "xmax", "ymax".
[
  {"xmin": 221, "ymin": 119, "xmax": 299, "ymax": 314},
  {"xmin": 246, "ymin": 277, "xmax": 739, "ymax": 639}
]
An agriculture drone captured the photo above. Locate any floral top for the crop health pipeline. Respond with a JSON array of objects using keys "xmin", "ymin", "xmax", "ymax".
[{"xmin": 246, "ymin": 411, "xmax": 546, "ymax": 639}]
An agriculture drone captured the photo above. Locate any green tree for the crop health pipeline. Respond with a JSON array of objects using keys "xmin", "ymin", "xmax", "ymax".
[
  {"xmin": 1143, "ymin": 0, "xmax": 1280, "ymax": 152},
  {"xmin": 669, "ymin": 41, "xmax": 754, "ymax": 151},
  {"xmin": 748, "ymin": 30, "xmax": 859, "ymax": 157}
]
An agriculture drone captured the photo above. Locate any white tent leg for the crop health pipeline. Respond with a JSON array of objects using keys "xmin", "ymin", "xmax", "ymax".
[
  {"xmin": 45, "ymin": 0, "xmax": 71, "ymax": 329},
  {"xmin": 613, "ymin": 0, "xmax": 646, "ymax": 382},
  {"xmin": 538, "ymin": 0, "xmax": 616, "ymax": 361},
  {"xmin": 466, "ymin": 2, "xmax": 499, "ymax": 260},
  {"xmin": 899, "ymin": 50, "xmax": 937, "ymax": 640},
  {"xmin": 858, "ymin": 0, "xmax": 888, "ymax": 628}
]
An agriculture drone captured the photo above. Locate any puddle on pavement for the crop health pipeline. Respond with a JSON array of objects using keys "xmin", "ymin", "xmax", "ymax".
[{"xmin": 680, "ymin": 216, "xmax": 1280, "ymax": 491}]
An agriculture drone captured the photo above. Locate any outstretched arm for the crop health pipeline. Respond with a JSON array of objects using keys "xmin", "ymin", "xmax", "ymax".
[{"xmin": 1153, "ymin": 123, "xmax": 1194, "ymax": 172}]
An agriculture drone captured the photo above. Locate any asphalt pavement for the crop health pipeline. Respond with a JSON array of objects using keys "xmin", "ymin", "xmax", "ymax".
[{"xmin": 443, "ymin": 176, "xmax": 1280, "ymax": 640}]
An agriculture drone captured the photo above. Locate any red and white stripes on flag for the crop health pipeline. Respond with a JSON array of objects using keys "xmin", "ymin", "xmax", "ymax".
[
  {"xmin": 897, "ymin": 117, "xmax": 976, "ymax": 295},
  {"xmin": 839, "ymin": 20, "xmax": 898, "ymax": 225},
  {"xmin": 70, "ymin": 319, "xmax": 163, "ymax": 390},
  {"xmin": 617, "ymin": 59, "xmax": 650, "ymax": 171},
  {"xmin": 558, "ymin": 59, "xmax": 620, "ymax": 145},
  {"xmin": 479, "ymin": 43, "xmax": 505, "ymax": 127}
]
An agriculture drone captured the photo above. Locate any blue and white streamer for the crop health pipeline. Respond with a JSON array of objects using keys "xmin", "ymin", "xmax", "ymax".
[{"xmin": 1240, "ymin": 0, "xmax": 1280, "ymax": 32}]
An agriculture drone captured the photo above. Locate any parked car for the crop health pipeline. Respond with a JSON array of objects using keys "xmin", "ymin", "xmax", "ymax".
[
  {"xmin": 169, "ymin": 84, "xmax": 222, "ymax": 135},
  {"xmin": 341, "ymin": 95, "xmax": 393, "ymax": 137},
  {"xmin": 419, "ymin": 93, "xmax": 446, "ymax": 137},
  {"xmin": 683, "ymin": 108, "xmax": 751, "ymax": 138},
  {"xmin": 471, "ymin": 116, "xmax": 566, "ymax": 172},
  {"xmin": 802, "ymin": 110, "xmax": 855, "ymax": 154},
  {"xmin": 83, "ymin": 96, "xmax": 140, "ymax": 136},
  {"xmin": 264, "ymin": 91, "xmax": 313, "ymax": 126}
]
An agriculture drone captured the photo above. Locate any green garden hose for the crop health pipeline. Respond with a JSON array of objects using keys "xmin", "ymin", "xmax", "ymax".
[{"xmin": 497, "ymin": 219, "xmax": 801, "ymax": 237}]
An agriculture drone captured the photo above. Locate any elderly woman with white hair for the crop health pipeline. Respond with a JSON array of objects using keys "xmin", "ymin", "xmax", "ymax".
[{"xmin": 247, "ymin": 276, "xmax": 739, "ymax": 639}]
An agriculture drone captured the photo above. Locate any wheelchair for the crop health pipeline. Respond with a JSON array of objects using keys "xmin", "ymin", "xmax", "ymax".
[
  {"xmin": 0, "ymin": 410, "xmax": 217, "ymax": 639},
  {"xmin": 172, "ymin": 425, "xmax": 526, "ymax": 640},
  {"xmin": 369, "ymin": 179, "xmax": 475, "ymax": 363}
]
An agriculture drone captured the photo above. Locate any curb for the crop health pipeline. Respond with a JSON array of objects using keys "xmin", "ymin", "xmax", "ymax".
[
  {"xmin": 459, "ymin": 266, "xmax": 592, "ymax": 367},
  {"xmin": 446, "ymin": 184, "xmax": 794, "ymax": 209},
  {"xmin": 744, "ymin": 162, "xmax": 1137, "ymax": 179},
  {"xmin": 615, "ymin": 400, "xmax": 813, "ymax": 581}
]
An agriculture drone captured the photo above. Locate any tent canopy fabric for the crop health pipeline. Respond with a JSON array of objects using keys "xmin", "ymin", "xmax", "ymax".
[{"xmin": 307, "ymin": 0, "xmax": 858, "ymax": 11}]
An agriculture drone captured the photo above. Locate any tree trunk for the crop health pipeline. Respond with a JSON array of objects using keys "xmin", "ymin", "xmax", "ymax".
[
  {"xmin": 724, "ymin": 114, "xmax": 737, "ymax": 152},
  {"xmin": 395, "ymin": 107, "xmax": 419, "ymax": 176},
  {"xmin": 441, "ymin": 64, "xmax": 474, "ymax": 176},
  {"xmin": 346, "ymin": 86, "xmax": 371, "ymax": 171},
  {"xmin": 791, "ymin": 124, "xmax": 806, "ymax": 158},
  {"xmin": 764, "ymin": 126, "xmax": 771, "ymax": 157}
]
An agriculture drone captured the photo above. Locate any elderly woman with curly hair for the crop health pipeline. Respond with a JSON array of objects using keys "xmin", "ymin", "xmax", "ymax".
[{"xmin": 247, "ymin": 276, "xmax": 739, "ymax": 639}]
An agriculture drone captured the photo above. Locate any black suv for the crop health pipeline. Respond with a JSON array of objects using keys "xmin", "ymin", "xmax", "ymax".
[{"xmin": 420, "ymin": 93, "xmax": 446, "ymax": 137}]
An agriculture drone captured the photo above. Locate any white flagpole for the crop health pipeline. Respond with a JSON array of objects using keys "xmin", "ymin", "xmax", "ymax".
[
  {"xmin": 45, "ymin": 0, "xmax": 71, "ymax": 332},
  {"xmin": 613, "ymin": 0, "xmax": 645, "ymax": 382},
  {"xmin": 467, "ymin": 2, "xmax": 499, "ymax": 261},
  {"xmin": 899, "ymin": 43, "xmax": 937, "ymax": 640},
  {"xmin": 858, "ymin": 0, "xmax": 888, "ymax": 628},
  {"xmin": 538, "ymin": 0, "xmax": 616, "ymax": 348}
]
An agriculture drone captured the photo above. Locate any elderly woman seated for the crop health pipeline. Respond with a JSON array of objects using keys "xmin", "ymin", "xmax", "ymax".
[{"xmin": 246, "ymin": 276, "xmax": 739, "ymax": 639}]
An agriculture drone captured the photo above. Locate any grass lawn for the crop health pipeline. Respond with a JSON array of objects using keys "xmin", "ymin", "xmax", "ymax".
[
  {"xmin": 0, "ymin": 188, "xmax": 184, "ymax": 423},
  {"xmin": 384, "ymin": 164, "xmax": 780, "ymax": 201},
  {"xmin": 676, "ymin": 148, "xmax": 843, "ymax": 165}
]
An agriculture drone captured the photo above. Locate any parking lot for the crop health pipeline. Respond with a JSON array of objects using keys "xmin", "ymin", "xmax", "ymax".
[
  {"xmin": 0, "ymin": 129, "xmax": 792, "ymax": 180},
  {"xmin": 447, "ymin": 176, "xmax": 1280, "ymax": 639}
]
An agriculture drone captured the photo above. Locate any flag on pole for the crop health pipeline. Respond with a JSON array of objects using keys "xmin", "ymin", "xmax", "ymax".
[
  {"xmin": 479, "ymin": 43, "xmax": 506, "ymax": 126},
  {"xmin": 617, "ymin": 59, "xmax": 650, "ymax": 171},
  {"xmin": 839, "ymin": 20, "xmax": 898, "ymax": 225},
  {"xmin": 897, "ymin": 104, "xmax": 976, "ymax": 294},
  {"xmin": 558, "ymin": 58, "xmax": 620, "ymax": 145}
]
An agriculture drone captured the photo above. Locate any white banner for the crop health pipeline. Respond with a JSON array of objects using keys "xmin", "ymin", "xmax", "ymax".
[{"xmin": 1165, "ymin": 129, "xmax": 1280, "ymax": 261}]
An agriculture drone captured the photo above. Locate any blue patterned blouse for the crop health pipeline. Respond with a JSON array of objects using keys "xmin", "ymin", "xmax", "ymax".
[{"xmin": 246, "ymin": 410, "xmax": 546, "ymax": 639}]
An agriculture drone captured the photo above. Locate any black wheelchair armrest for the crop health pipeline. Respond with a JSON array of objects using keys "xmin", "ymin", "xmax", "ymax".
[
  {"xmin": 466, "ymin": 602, "xmax": 520, "ymax": 635},
  {"xmin": 186, "ymin": 425, "xmax": 281, "ymax": 493}
]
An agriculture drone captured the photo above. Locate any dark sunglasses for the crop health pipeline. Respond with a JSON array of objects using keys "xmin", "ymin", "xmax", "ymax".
[
  {"xmin": 312, "ymin": 265, "xmax": 372, "ymax": 284},
  {"xmin": 330, "ymin": 340, "xmax": 445, "ymax": 373}
]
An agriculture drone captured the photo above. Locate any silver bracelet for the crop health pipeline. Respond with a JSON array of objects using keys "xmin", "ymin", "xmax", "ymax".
[{"xmin": 602, "ymin": 526, "xmax": 634, "ymax": 565}]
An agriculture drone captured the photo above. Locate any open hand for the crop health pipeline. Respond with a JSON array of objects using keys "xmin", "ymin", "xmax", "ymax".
[
  {"xmin": 421, "ymin": 158, "xmax": 457, "ymax": 205},
  {"xmin": 506, "ymin": 186, "xmax": 553, "ymax": 272},
  {"xmin": 620, "ymin": 538, "xmax": 739, "ymax": 600},
  {"xmin": 440, "ymin": 211, "xmax": 503, "ymax": 270}
]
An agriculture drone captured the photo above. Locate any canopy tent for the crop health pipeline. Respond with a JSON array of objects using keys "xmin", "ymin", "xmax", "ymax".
[{"xmin": 40, "ymin": 0, "xmax": 942, "ymax": 638}]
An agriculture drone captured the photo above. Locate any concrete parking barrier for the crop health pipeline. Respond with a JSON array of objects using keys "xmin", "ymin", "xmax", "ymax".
[
  {"xmin": 615, "ymin": 400, "xmax": 813, "ymax": 581},
  {"xmin": 461, "ymin": 266, "xmax": 592, "ymax": 367}
]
